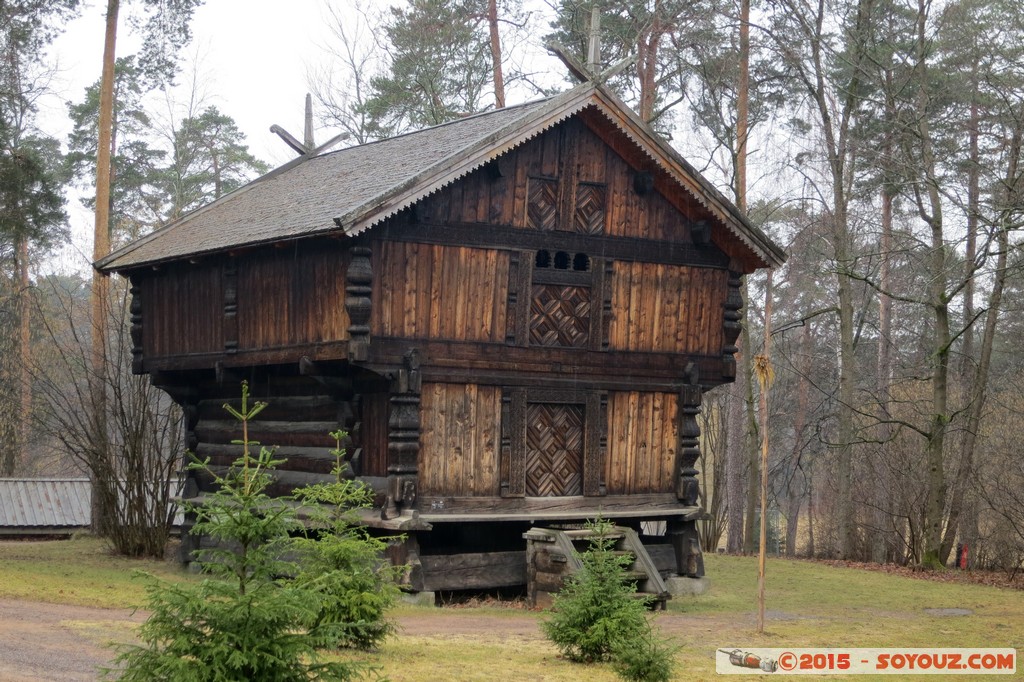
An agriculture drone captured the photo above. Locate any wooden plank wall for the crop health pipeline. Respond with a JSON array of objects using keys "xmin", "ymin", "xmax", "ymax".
[
  {"xmin": 608, "ymin": 262, "xmax": 726, "ymax": 355},
  {"xmin": 417, "ymin": 118, "xmax": 699, "ymax": 242},
  {"xmin": 237, "ymin": 248, "xmax": 350, "ymax": 350},
  {"xmin": 141, "ymin": 261, "xmax": 224, "ymax": 357},
  {"xmin": 419, "ymin": 383, "xmax": 501, "ymax": 497},
  {"xmin": 373, "ymin": 242, "xmax": 509, "ymax": 342},
  {"xmin": 605, "ymin": 391, "xmax": 678, "ymax": 495},
  {"xmin": 358, "ymin": 392, "xmax": 390, "ymax": 477},
  {"xmin": 142, "ymin": 246, "xmax": 350, "ymax": 359}
]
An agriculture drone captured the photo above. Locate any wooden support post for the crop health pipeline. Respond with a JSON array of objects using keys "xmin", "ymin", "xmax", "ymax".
[
  {"xmin": 346, "ymin": 245, "xmax": 372, "ymax": 361},
  {"xmin": 670, "ymin": 367, "xmax": 705, "ymax": 577},
  {"xmin": 666, "ymin": 517, "xmax": 705, "ymax": 577},
  {"xmin": 383, "ymin": 350, "xmax": 421, "ymax": 519}
]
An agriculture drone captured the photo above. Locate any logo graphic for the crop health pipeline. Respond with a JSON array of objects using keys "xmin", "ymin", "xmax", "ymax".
[{"xmin": 721, "ymin": 648, "xmax": 779, "ymax": 673}]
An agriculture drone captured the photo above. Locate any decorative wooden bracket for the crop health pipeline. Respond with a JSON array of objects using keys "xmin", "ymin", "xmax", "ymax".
[
  {"xmin": 128, "ymin": 276, "xmax": 144, "ymax": 374},
  {"xmin": 223, "ymin": 258, "xmax": 239, "ymax": 354},
  {"xmin": 722, "ymin": 271, "xmax": 743, "ymax": 380}
]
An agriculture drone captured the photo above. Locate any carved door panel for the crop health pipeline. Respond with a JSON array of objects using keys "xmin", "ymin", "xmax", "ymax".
[{"xmin": 525, "ymin": 403, "xmax": 584, "ymax": 497}]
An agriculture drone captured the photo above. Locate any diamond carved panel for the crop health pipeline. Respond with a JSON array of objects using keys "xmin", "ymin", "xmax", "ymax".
[
  {"xmin": 525, "ymin": 403, "xmax": 584, "ymax": 497},
  {"xmin": 528, "ymin": 177, "xmax": 560, "ymax": 231},
  {"xmin": 530, "ymin": 284, "xmax": 591, "ymax": 347},
  {"xmin": 574, "ymin": 183, "xmax": 606, "ymax": 234}
]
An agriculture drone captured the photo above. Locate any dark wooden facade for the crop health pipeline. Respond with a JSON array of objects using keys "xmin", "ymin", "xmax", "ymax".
[{"xmin": 102, "ymin": 84, "xmax": 784, "ymax": 590}]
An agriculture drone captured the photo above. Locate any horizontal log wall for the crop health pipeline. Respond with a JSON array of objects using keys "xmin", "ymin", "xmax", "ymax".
[
  {"xmin": 419, "ymin": 383, "xmax": 501, "ymax": 497},
  {"xmin": 373, "ymin": 241, "xmax": 509, "ymax": 342},
  {"xmin": 237, "ymin": 247, "xmax": 350, "ymax": 350},
  {"xmin": 608, "ymin": 262, "xmax": 726, "ymax": 355},
  {"xmin": 141, "ymin": 261, "xmax": 224, "ymax": 357},
  {"xmin": 190, "ymin": 382, "xmax": 343, "ymax": 498},
  {"xmin": 606, "ymin": 391, "xmax": 679, "ymax": 495}
]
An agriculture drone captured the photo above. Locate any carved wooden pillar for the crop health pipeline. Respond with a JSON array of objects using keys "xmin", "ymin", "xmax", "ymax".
[
  {"xmin": 223, "ymin": 258, "xmax": 238, "ymax": 353},
  {"xmin": 128, "ymin": 276, "xmax": 144, "ymax": 374},
  {"xmin": 383, "ymin": 350, "xmax": 421, "ymax": 519},
  {"xmin": 722, "ymin": 271, "xmax": 743, "ymax": 380},
  {"xmin": 346, "ymin": 245, "xmax": 372, "ymax": 362},
  {"xmin": 670, "ymin": 370, "xmax": 706, "ymax": 577},
  {"xmin": 676, "ymin": 383, "xmax": 702, "ymax": 506}
]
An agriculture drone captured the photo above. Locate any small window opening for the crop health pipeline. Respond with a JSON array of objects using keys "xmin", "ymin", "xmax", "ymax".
[
  {"xmin": 554, "ymin": 251, "xmax": 570, "ymax": 269},
  {"xmin": 535, "ymin": 250, "xmax": 551, "ymax": 268},
  {"xmin": 573, "ymin": 253, "xmax": 590, "ymax": 271}
]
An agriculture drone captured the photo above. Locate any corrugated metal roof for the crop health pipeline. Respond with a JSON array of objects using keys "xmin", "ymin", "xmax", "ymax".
[
  {"xmin": 96, "ymin": 82, "xmax": 786, "ymax": 273},
  {"xmin": 0, "ymin": 478, "xmax": 91, "ymax": 528}
]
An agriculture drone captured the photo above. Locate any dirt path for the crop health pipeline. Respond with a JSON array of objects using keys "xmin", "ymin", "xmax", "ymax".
[
  {"xmin": 0, "ymin": 599, "xmax": 146, "ymax": 682},
  {"xmin": 0, "ymin": 597, "xmax": 726, "ymax": 681}
]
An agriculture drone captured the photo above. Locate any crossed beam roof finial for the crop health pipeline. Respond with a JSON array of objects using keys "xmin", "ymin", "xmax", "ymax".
[
  {"xmin": 270, "ymin": 93, "xmax": 350, "ymax": 158},
  {"xmin": 545, "ymin": 7, "xmax": 635, "ymax": 85}
]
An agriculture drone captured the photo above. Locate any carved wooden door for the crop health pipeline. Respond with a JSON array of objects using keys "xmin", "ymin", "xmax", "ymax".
[{"xmin": 525, "ymin": 403, "xmax": 584, "ymax": 497}]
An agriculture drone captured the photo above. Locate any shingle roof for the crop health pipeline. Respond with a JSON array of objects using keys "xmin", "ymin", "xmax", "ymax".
[
  {"xmin": 0, "ymin": 478, "xmax": 91, "ymax": 530},
  {"xmin": 97, "ymin": 83, "xmax": 785, "ymax": 272}
]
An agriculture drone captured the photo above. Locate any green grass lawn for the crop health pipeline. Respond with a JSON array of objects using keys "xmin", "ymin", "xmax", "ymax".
[
  {"xmin": 1, "ymin": 537, "xmax": 1021, "ymax": 680},
  {"xmin": 0, "ymin": 535, "xmax": 195, "ymax": 608}
]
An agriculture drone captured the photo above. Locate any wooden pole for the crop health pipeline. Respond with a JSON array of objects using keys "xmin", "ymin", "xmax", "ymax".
[
  {"xmin": 487, "ymin": 0, "xmax": 505, "ymax": 108},
  {"xmin": 303, "ymin": 93, "xmax": 314, "ymax": 153},
  {"xmin": 755, "ymin": 271, "xmax": 774, "ymax": 634},
  {"xmin": 587, "ymin": 7, "xmax": 601, "ymax": 73}
]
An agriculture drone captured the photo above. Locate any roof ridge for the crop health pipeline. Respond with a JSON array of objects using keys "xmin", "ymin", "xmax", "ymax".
[
  {"xmin": 97, "ymin": 81, "xmax": 785, "ymax": 272},
  {"xmin": 314, "ymin": 96, "xmax": 559, "ymax": 160}
]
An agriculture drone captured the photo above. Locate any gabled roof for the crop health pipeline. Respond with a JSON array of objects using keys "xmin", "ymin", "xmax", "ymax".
[{"xmin": 97, "ymin": 82, "xmax": 785, "ymax": 272}]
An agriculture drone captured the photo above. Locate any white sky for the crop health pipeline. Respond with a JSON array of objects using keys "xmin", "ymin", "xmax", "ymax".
[{"xmin": 37, "ymin": 1, "xmax": 564, "ymax": 274}]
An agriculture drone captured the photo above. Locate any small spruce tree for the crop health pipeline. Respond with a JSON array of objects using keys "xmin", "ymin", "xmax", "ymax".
[
  {"xmin": 292, "ymin": 429, "xmax": 403, "ymax": 650},
  {"xmin": 542, "ymin": 518, "xmax": 677, "ymax": 682},
  {"xmin": 108, "ymin": 383, "xmax": 369, "ymax": 682}
]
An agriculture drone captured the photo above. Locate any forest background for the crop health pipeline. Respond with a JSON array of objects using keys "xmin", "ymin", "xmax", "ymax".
[{"xmin": 2, "ymin": 0, "xmax": 1023, "ymax": 573}]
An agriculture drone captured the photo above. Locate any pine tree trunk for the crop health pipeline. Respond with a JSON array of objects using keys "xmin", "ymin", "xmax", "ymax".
[
  {"xmin": 487, "ymin": 0, "xmax": 504, "ymax": 108},
  {"xmin": 90, "ymin": 0, "xmax": 120, "ymax": 536},
  {"xmin": 786, "ymin": 323, "xmax": 811, "ymax": 556},
  {"xmin": 17, "ymin": 235, "xmax": 30, "ymax": 472},
  {"xmin": 873, "ymin": 184, "xmax": 894, "ymax": 563},
  {"xmin": 725, "ymin": 383, "xmax": 746, "ymax": 553},
  {"xmin": 941, "ymin": 123, "xmax": 1020, "ymax": 566}
]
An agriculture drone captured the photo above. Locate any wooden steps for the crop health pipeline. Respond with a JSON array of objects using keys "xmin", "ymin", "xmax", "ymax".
[{"xmin": 523, "ymin": 525, "xmax": 671, "ymax": 610}]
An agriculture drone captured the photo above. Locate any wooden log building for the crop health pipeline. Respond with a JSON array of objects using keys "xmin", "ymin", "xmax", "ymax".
[{"xmin": 97, "ymin": 82, "xmax": 785, "ymax": 594}]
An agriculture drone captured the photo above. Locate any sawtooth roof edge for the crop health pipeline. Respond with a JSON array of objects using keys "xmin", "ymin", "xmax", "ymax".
[
  {"xmin": 95, "ymin": 152, "xmax": 314, "ymax": 271},
  {"xmin": 96, "ymin": 96, "xmax": 560, "ymax": 272},
  {"xmin": 337, "ymin": 82, "xmax": 602, "ymax": 236},
  {"xmin": 585, "ymin": 84, "xmax": 786, "ymax": 268},
  {"xmin": 97, "ymin": 82, "xmax": 784, "ymax": 272}
]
